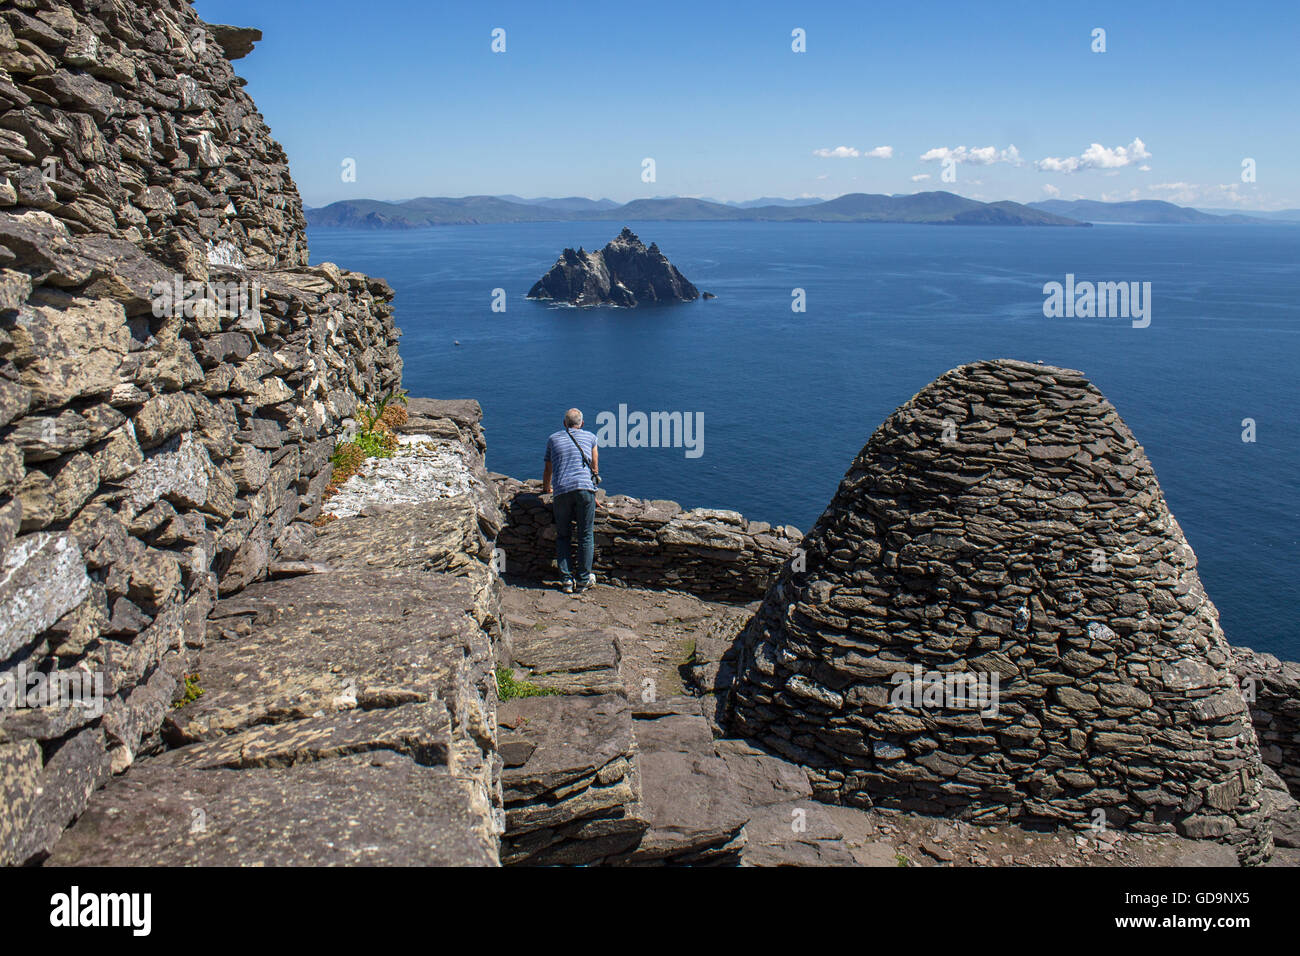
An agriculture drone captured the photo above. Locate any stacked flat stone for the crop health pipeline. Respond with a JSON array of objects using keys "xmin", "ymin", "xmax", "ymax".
[
  {"xmin": 0, "ymin": 0, "xmax": 400, "ymax": 864},
  {"xmin": 493, "ymin": 474, "xmax": 800, "ymax": 602},
  {"xmin": 1233, "ymin": 646, "xmax": 1300, "ymax": 795},
  {"xmin": 0, "ymin": 0, "xmax": 306, "ymax": 271},
  {"xmin": 728, "ymin": 359, "xmax": 1271, "ymax": 864}
]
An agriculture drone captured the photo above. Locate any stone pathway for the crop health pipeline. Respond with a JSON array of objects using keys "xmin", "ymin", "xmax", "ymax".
[{"xmin": 502, "ymin": 578, "xmax": 753, "ymax": 706}]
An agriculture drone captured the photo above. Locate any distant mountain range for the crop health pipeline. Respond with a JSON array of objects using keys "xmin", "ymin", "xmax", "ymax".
[
  {"xmin": 1195, "ymin": 207, "xmax": 1300, "ymax": 222},
  {"xmin": 719, "ymin": 197, "xmax": 825, "ymax": 208},
  {"xmin": 1028, "ymin": 199, "xmax": 1291, "ymax": 224},
  {"xmin": 494, "ymin": 195, "xmax": 622, "ymax": 212},
  {"xmin": 305, "ymin": 192, "xmax": 1088, "ymax": 228},
  {"xmin": 304, "ymin": 193, "xmax": 1300, "ymax": 230}
]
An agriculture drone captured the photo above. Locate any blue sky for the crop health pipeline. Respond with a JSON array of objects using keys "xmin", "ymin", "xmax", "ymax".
[{"xmin": 195, "ymin": 0, "xmax": 1299, "ymax": 209}]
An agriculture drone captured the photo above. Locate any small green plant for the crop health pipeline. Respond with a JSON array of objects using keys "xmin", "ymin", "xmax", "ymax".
[
  {"xmin": 358, "ymin": 387, "xmax": 408, "ymax": 435},
  {"xmin": 895, "ymin": 852, "xmax": 911, "ymax": 868},
  {"xmin": 173, "ymin": 673, "xmax": 204, "ymax": 709},
  {"xmin": 323, "ymin": 388, "xmax": 410, "ymax": 497},
  {"xmin": 495, "ymin": 666, "xmax": 561, "ymax": 701},
  {"xmin": 352, "ymin": 428, "xmax": 395, "ymax": 460}
]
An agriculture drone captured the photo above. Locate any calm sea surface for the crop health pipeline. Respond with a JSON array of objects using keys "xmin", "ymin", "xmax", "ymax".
[{"xmin": 308, "ymin": 221, "xmax": 1300, "ymax": 659}]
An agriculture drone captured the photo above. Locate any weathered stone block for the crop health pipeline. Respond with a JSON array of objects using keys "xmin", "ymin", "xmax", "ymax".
[{"xmin": 0, "ymin": 531, "xmax": 90, "ymax": 660}]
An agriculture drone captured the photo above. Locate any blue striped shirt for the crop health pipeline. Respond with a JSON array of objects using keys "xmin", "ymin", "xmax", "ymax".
[{"xmin": 545, "ymin": 428, "xmax": 597, "ymax": 494}]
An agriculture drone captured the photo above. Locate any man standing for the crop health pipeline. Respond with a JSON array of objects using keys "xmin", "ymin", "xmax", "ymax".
[{"xmin": 542, "ymin": 408, "xmax": 600, "ymax": 594}]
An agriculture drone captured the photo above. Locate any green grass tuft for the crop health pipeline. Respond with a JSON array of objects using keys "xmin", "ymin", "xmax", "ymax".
[
  {"xmin": 495, "ymin": 666, "xmax": 561, "ymax": 701},
  {"xmin": 173, "ymin": 673, "xmax": 204, "ymax": 709}
]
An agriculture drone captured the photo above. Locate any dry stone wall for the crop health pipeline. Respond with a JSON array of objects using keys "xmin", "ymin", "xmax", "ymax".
[
  {"xmin": 0, "ymin": 0, "xmax": 401, "ymax": 864},
  {"xmin": 1233, "ymin": 646, "xmax": 1300, "ymax": 795},
  {"xmin": 493, "ymin": 474, "xmax": 801, "ymax": 602},
  {"xmin": 1, "ymin": 0, "xmax": 306, "ymax": 271},
  {"xmin": 728, "ymin": 359, "xmax": 1272, "ymax": 864}
]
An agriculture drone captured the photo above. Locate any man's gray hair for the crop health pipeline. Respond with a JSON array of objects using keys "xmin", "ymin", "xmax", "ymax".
[{"xmin": 564, "ymin": 408, "xmax": 583, "ymax": 428}]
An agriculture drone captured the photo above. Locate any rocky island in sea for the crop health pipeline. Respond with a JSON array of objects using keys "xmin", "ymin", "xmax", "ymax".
[{"xmin": 527, "ymin": 227, "xmax": 701, "ymax": 307}]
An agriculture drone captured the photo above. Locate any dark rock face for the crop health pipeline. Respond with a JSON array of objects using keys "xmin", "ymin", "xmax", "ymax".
[
  {"xmin": 727, "ymin": 359, "xmax": 1272, "ymax": 864},
  {"xmin": 207, "ymin": 24, "xmax": 262, "ymax": 61},
  {"xmin": 527, "ymin": 227, "xmax": 699, "ymax": 307}
]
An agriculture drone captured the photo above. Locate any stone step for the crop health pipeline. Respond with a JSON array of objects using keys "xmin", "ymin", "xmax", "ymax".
[
  {"xmin": 318, "ymin": 436, "xmax": 503, "ymax": 543},
  {"xmin": 620, "ymin": 697, "xmax": 861, "ymax": 867},
  {"xmin": 295, "ymin": 498, "xmax": 505, "ymax": 646},
  {"xmin": 494, "ymin": 601, "xmax": 864, "ymax": 866},
  {"xmin": 499, "ymin": 693, "xmax": 647, "ymax": 865},
  {"xmin": 310, "ymin": 498, "xmax": 493, "ymax": 573},
  {"xmin": 507, "ymin": 627, "xmax": 625, "ymax": 696}
]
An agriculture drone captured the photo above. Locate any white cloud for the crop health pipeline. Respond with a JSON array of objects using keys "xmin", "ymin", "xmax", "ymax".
[
  {"xmin": 920, "ymin": 144, "xmax": 1022, "ymax": 166},
  {"xmin": 813, "ymin": 146, "xmax": 859, "ymax": 158},
  {"xmin": 1042, "ymin": 184, "xmax": 1061, "ymax": 197},
  {"xmin": 1141, "ymin": 182, "xmax": 1300, "ymax": 209},
  {"xmin": 1148, "ymin": 181, "xmax": 1248, "ymax": 205},
  {"xmin": 1035, "ymin": 137, "xmax": 1151, "ymax": 174},
  {"xmin": 1139, "ymin": 164, "xmax": 1151, "ymax": 172},
  {"xmin": 911, "ymin": 173, "xmax": 931, "ymax": 182},
  {"xmin": 813, "ymin": 145, "xmax": 892, "ymax": 159}
]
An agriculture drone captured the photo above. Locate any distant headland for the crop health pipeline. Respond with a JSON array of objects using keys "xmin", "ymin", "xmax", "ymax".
[
  {"xmin": 306, "ymin": 191, "xmax": 1088, "ymax": 228},
  {"xmin": 304, "ymin": 193, "xmax": 1299, "ymax": 230}
]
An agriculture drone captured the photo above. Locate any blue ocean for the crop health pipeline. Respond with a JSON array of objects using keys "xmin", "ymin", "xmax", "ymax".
[{"xmin": 308, "ymin": 222, "xmax": 1300, "ymax": 659}]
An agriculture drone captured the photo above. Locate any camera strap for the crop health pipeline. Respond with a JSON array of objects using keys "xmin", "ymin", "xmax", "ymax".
[{"xmin": 566, "ymin": 427, "xmax": 598, "ymax": 480}]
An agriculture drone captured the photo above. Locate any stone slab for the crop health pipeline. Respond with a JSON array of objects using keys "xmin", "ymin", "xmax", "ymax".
[
  {"xmin": 740, "ymin": 799, "xmax": 860, "ymax": 867},
  {"xmin": 47, "ymin": 750, "xmax": 497, "ymax": 867},
  {"xmin": 164, "ymin": 701, "xmax": 455, "ymax": 772},
  {"xmin": 510, "ymin": 628, "xmax": 623, "ymax": 696},
  {"xmin": 171, "ymin": 570, "xmax": 491, "ymax": 745}
]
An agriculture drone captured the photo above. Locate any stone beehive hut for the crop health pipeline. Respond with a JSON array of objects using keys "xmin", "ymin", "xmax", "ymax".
[
  {"xmin": 728, "ymin": 359, "xmax": 1270, "ymax": 863},
  {"xmin": 1, "ymin": 0, "xmax": 402, "ymax": 863}
]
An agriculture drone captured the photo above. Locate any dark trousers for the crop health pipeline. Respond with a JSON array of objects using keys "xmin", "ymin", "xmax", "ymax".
[{"xmin": 553, "ymin": 489, "xmax": 595, "ymax": 581}]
